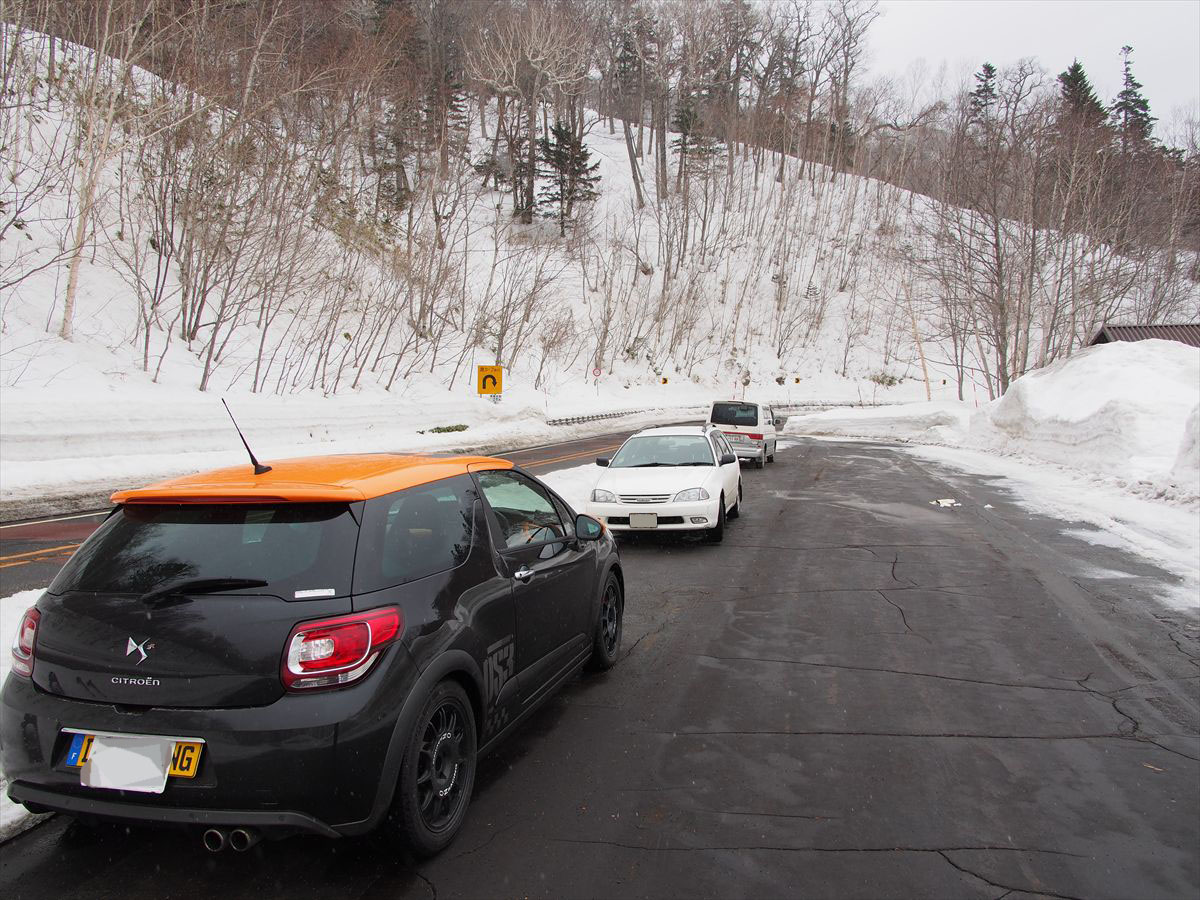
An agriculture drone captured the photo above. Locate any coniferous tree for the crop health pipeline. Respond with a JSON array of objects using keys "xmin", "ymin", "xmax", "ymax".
[
  {"xmin": 537, "ymin": 119, "xmax": 601, "ymax": 236},
  {"xmin": 969, "ymin": 62, "xmax": 998, "ymax": 121},
  {"xmin": 1111, "ymin": 45, "xmax": 1155, "ymax": 154},
  {"xmin": 1057, "ymin": 60, "xmax": 1106, "ymax": 128},
  {"xmin": 671, "ymin": 98, "xmax": 720, "ymax": 187}
]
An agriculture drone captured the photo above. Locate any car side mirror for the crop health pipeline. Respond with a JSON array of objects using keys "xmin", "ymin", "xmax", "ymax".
[
  {"xmin": 774, "ymin": 418, "xmax": 784, "ymax": 427},
  {"xmin": 719, "ymin": 453, "xmax": 737, "ymax": 465},
  {"xmin": 596, "ymin": 457, "xmax": 610, "ymax": 467},
  {"xmin": 575, "ymin": 514, "xmax": 604, "ymax": 541}
]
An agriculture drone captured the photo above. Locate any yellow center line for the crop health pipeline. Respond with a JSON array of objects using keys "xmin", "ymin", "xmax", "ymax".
[
  {"xmin": 0, "ymin": 543, "xmax": 81, "ymax": 563},
  {"xmin": 521, "ymin": 443, "xmax": 623, "ymax": 468}
]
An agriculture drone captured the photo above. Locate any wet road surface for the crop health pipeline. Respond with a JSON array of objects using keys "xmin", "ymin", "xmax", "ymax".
[{"xmin": 1, "ymin": 438, "xmax": 1198, "ymax": 898}]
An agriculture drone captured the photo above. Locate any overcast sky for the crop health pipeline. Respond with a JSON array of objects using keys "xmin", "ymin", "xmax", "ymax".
[{"xmin": 868, "ymin": 0, "xmax": 1199, "ymax": 134}]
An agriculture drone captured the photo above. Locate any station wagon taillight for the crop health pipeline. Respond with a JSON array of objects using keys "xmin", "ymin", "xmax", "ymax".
[
  {"xmin": 10, "ymin": 608, "xmax": 40, "ymax": 678},
  {"xmin": 282, "ymin": 607, "xmax": 402, "ymax": 691}
]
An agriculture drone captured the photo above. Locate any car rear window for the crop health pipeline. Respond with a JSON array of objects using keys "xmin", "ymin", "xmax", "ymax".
[
  {"xmin": 354, "ymin": 475, "xmax": 476, "ymax": 593},
  {"xmin": 710, "ymin": 402, "xmax": 759, "ymax": 426},
  {"xmin": 49, "ymin": 503, "xmax": 360, "ymax": 599}
]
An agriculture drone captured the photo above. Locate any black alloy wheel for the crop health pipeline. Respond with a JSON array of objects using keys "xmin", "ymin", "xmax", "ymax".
[
  {"xmin": 705, "ymin": 495, "xmax": 726, "ymax": 542},
  {"xmin": 391, "ymin": 680, "xmax": 477, "ymax": 856},
  {"xmin": 587, "ymin": 573, "xmax": 624, "ymax": 671}
]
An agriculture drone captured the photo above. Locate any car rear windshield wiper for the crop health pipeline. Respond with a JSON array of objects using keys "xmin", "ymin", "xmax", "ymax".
[{"xmin": 138, "ymin": 577, "xmax": 270, "ymax": 604}]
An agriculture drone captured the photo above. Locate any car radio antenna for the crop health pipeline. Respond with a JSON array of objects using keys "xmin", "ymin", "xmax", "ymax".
[{"xmin": 222, "ymin": 399, "xmax": 272, "ymax": 475}]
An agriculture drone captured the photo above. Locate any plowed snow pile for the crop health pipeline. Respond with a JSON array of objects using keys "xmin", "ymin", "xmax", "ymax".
[
  {"xmin": 788, "ymin": 340, "xmax": 1200, "ymax": 500},
  {"xmin": 965, "ymin": 340, "xmax": 1199, "ymax": 498},
  {"xmin": 786, "ymin": 401, "xmax": 971, "ymax": 445}
]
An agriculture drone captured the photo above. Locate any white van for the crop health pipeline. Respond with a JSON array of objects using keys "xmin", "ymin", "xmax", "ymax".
[{"xmin": 706, "ymin": 400, "xmax": 780, "ymax": 468}]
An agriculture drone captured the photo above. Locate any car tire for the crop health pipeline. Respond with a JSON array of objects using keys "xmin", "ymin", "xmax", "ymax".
[
  {"xmin": 767, "ymin": 442, "xmax": 775, "ymax": 463},
  {"xmin": 705, "ymin": 496, "xmax": 726, "ymax": 543},
  {"xmin": 754, "ymin": 449, "xmax": 765, "ymax": 469},
  {"xmin": 389, "ymin": 679, "xmax": 478, "ymax": 857},
  {"xmin": 586, "ymin": 572, "xmax": 624, "ymax": 671},
  {"xmin": 729, "ymin": 481, "xmax": 742, "ymax": 519}
]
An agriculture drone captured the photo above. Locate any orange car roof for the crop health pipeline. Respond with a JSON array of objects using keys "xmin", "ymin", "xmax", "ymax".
[{"xmin": 110, "ymin": 454, "xmax": 514, "ymax": 504}]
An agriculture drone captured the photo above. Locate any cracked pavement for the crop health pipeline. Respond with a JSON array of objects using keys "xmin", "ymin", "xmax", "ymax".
[{"xmin": 1, "ymin": 438, "xmax": 1196, "ymax": 898}]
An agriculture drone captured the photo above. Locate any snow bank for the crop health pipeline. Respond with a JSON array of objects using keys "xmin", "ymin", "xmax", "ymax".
[
  {"xmin": 787, "ymin": 341, "xmax": 1200, "ymax": 501},
  {"xmin": 540, "ymin": 463, "xmax": 602, "ymax": 513},
  {"xmin": 965, "ymin": 341, "xmax": 1199, "ymax": 498},
  {"xmin": 785, "ymin": 400, "xmax": 971, "ymax": 444},
  {"xmin": 1170, "ymin": 406, "xmax": 1200, "ymax": 497},
  {"xmin": 0, "ymin": 382, "xmax": 718, "ymax": 518}
]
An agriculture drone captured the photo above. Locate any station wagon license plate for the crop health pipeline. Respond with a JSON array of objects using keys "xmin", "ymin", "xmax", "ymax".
[
  {"xmin": 629, "ymin": 513, "xmax": 658, "ymax": 529},
  {"xmin": 66, "ymin": 731, "xmax": 204, "ymax": 786}
]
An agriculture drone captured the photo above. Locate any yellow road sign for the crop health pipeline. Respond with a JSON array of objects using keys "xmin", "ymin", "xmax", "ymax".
[
  {"xmin": 661, "ymin": 377, "xmax": 668, "ymax": 384},
  {"xmin": 477, "ymin": 365, "xmax": 503, "ymax": 394}
]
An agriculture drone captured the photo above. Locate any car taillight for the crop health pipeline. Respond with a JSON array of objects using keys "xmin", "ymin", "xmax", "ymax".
[
  {"xmin": 747, "ymin": 433, "xmax": 763, "ymax": 441},
  {"xmin": 11, "ymin": 608, "xmax": 40, "ymax": 678},
  {"xmin": 281, "ymin": 607, "xmax": 402, "ymax": 691}
]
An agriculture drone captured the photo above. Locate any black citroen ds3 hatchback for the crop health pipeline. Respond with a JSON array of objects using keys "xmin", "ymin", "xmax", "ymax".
[{"xmin": 1, "ymin": 454, "xmax": 624, "ymax": 855}]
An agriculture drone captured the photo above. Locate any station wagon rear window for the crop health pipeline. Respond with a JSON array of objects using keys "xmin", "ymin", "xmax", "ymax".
[
  {"xmin": 710, "ymin": 402, "xmax": 759, "ymax": 426},
  {"xmin": 49, "ymin": 504, "xmax": 359, "ymax": 599}
]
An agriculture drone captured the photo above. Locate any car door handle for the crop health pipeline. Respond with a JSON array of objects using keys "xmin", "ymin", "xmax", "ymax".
[{"xmin": 513, "ymin": 566, "xmax": 534, "ymax": 582}]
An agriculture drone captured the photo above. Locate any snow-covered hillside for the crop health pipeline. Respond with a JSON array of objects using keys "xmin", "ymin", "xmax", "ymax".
[{"xmin": 2, "ymin": 26, "xmax": 1197, "ymax": 510}]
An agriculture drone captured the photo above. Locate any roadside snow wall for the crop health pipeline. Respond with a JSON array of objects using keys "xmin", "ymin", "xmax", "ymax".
[{"xmin": 787, "ymin": 340, "xmax": 1200, "ymax": 501}]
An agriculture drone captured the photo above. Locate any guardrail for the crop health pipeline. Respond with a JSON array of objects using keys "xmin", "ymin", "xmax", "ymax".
[{"xmin": 545, "ymin": 400, "xmax": 899, "ymax": 426}]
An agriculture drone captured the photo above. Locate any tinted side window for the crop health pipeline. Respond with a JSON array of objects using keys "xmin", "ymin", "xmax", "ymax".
[
  {"xmin": 476, "ymin": 470, "xmax": 566, "ymax": 549},
  {"xmin": 355, "ymin": 475, "xmax": 475, "ymax": 594}
]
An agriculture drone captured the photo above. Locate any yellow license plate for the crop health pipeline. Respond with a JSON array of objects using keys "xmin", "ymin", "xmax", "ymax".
[{"xmin": 67, "ymin": 733, "xmax": 204, "ymax": 778}]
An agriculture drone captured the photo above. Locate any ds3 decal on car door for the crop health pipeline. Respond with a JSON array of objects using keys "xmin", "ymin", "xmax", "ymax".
[{"xmin": 483, "ymin": 635, "xmax": 515, "ymax": 736}]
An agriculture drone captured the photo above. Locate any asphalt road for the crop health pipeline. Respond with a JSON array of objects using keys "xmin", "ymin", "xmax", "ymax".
[{"xmin": 2, "ymin": 437, "xmax": 1198, "ymax": 899}]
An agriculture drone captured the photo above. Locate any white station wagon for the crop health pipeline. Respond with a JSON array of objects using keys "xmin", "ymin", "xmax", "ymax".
[{"xmin": 586, "ymin": 426, "xmax": 742, "ymax": 542}]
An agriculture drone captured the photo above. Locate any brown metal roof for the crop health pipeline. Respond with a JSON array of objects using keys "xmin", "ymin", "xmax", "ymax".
[{"xmin": 1088, "ymin": 324, "xmax": 1200, "ymax": 348}]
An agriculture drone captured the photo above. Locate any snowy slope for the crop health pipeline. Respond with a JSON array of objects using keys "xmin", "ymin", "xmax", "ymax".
[{"xmin": 2, "ymin": 26, "xmax": 1197, "ymax": 512}]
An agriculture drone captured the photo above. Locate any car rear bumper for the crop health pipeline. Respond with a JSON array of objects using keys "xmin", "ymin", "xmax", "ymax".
[
  {"xmin": 0, "ymin": 647, "xmax": 419, "ymax": 836},
  {"xmin": 6, "ymin": 781, "xmax": 339, "ymax": 837}
]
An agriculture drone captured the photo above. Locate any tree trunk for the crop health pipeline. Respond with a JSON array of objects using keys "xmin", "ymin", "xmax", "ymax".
[
  {"xmin": 524, "ymin": 94, "xmax": 537, "ymax": 223},
  {"xmin": 623, "ymin": 120, "xmax": 645, "ymax": 209}
]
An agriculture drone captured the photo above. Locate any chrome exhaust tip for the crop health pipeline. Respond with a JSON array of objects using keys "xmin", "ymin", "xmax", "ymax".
[
  {"xmin": 229, "ymin": 828, "xmax": 261, "ymax": 852},
  {"xmin": 202, "ymin": 828, "xmax": 228, "ymax": 852}
]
